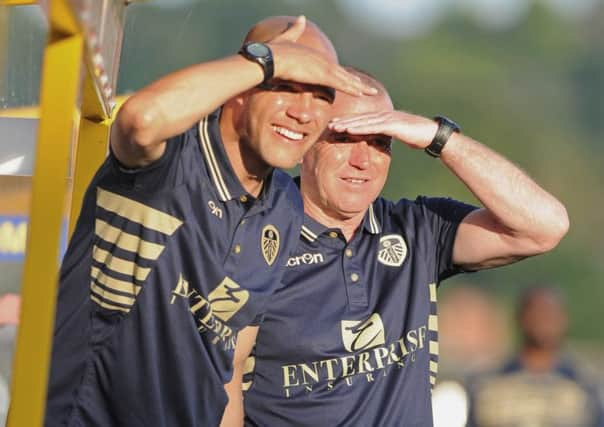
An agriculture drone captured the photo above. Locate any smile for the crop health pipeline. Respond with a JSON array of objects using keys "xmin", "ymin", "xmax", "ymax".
[
  {"xmin": 272, "ymin": 125, "xmax": 305, "ymax": 141},
  {"xmin": 342, "ymin": 178, "xmax": 368, "ymax": 184}
]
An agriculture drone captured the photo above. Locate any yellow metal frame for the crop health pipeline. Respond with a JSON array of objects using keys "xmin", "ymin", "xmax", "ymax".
[
  {"xmin": 0, "ymin": 1, "xmax": 37, "ymax": 5},
  {"xmin": 4, "ymin": 1, "xmax": 118, "ymax": 426}
]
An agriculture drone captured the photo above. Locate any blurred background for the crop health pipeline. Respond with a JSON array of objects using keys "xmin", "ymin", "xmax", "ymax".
[{"xmin": 1, "ymin": 0, "xmax": 603, "ymax": 425}]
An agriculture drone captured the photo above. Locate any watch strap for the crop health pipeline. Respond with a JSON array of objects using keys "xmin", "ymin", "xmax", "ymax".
[
  {"xmin": 239, "ymin": 42, "xmax": 274, "ymax": 85},
  {"xmin": 424, "ymin": 115, "xmax": 461, "ymax": 158}
]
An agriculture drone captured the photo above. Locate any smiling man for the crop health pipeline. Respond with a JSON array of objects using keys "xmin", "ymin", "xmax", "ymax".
[
  {"xmin": 235, "ymin": 69, "xmax": 569, "ymax": 426},
  {"xmin": 44, "ymin": 16, "xmax": 376, "ymax": 427}
]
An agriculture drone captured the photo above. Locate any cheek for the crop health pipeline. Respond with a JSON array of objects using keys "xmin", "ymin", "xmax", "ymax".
[
  {"xmin": 331, "ymin": 148, "xmax": 349, "ymax": 163},
  {"xmin": 375, "ymin": 155, "xmax": 391, "ymax": 176},
  {"xmin": 249, "ymin": 94, "xmax": 286, "ymax": 118},
  {"xmin": 314, "ymin": 103, "xmax": 331, "ymax": 125}
]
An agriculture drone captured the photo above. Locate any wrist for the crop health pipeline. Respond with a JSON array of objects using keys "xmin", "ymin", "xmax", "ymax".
[
  {"xmin": 238, "ymin": 42, "xmax": 274, "ymax": 85},
  {"xmin": 424, "ymin": 115, "xmax": 461, "ymax": 158}
]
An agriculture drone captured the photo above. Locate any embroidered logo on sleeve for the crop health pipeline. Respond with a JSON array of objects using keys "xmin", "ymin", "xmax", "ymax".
[
  {"xmin": 261, "ymin": 224, "xmax": 280, "ymax": 266},
  {"xmin": 377, "ymin": 234, "xmax": 407, "ymax": 267}
]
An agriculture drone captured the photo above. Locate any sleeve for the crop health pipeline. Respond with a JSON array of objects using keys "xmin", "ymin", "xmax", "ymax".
[
  {"xmin": 415, "ymin": 196, "xmax": 478, "ymax": 283},
  {"xmin": 107, "ymin": 123, "xmax": 200, "ymax": 192},
  {"xmin": 595, "ymin": 393, "xmax": 604, "ymax": 427}
]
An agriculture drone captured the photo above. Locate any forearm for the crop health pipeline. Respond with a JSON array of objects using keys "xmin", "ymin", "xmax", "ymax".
[
  {"xmin": 326, "ymin": 110, "xmax": 569, "ymax": 268},
  {"xmin": 220, "ymin": 369, "xmax": 245, "ymax": 427},
  {"xmin": 219, "ymin": 326, "xmax": 258, "ymax": 426},
  {"xmin": 111, "ymin": 55, "xmax": 263, "ymax": 167},
  {"xmin": 440, "ymin": 133, "xmax": 569, "ymax": 250}
]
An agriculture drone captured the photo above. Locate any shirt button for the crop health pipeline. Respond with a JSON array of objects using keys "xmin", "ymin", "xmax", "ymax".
[
  {"xmin": 233, "ymin": 244, "xmax": 241, "ymax": 254},
  {"xmin": 329, "ymin": 231, "xmax": 338, "ymax": 238},
  {"xmin": 345, "ymin": 248, "xmax": 353, "ymax": 258},
  {"xmin": 350, "ymin": 273, "xmax": 359, "ymax": 283},
  {"xmin": 240, "ymin": 219, "xmax": 246, "ymax": 225},
  {"xmin": 240, "ymin": 195, "xmax": 248, "ymax": 203}
]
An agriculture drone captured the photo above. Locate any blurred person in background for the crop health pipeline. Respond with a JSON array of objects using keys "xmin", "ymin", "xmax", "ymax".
[
  {"xmin": 432, "ymin": 286, "xmax": 510, "ymax": 427},
  {"xmin": 438, "ymin": 286, "xmax": 510, "ymax": 376},
  {"xmin": 227, "ymin": 67, "xmax": 569, "ymax": 426},
  {"xmin": 466, "ymin": 286, "xmax": 604, "ymax": 427}
]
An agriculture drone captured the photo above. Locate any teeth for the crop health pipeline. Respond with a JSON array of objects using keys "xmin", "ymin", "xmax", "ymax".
[
  {"xmin": 273, "ymin": 126, "xmax": 304, "ymax": 141},
  {"xmin": 345, "ymin": 178, "xmax": 365, "ymax": 184}
]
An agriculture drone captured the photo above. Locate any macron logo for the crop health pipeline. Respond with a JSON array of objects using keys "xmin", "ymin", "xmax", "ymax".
[{"xmin": 287, "ymin": 252, "xmax": 325, "ymax": 267}]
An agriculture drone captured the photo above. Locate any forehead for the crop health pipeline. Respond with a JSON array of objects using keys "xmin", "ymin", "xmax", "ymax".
[
  {"xmin": 246, "ymin": 18, "xmax": 338, "ymax": 63},
  {"xmin": 333, "ymin": 92, "xmax": 392, "ymax": 117}
]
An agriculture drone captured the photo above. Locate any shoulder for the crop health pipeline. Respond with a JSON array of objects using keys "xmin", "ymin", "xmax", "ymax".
[
  {"xmin": 372, "ymin": 196, "xmax": 440, "ymax": 226},
  {"xmin": 385, "ymin": 196, "xmax": 477, "ymax": 222}
]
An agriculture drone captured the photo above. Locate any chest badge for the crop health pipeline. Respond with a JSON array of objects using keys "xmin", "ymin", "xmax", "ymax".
[
  {"xmin": 261, "ymin": 224, "xmax": 280, "ymax": 266},
  {"xmin": 377, "ymin": 234, "xmax": 407, "ymax": 267}
]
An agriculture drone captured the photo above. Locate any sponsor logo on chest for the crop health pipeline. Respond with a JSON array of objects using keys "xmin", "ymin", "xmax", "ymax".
[{"xmin": 287, "ymin": 252, "xmax": 325, "ymax": 267}]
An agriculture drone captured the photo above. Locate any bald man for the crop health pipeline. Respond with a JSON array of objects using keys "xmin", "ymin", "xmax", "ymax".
[
  {"xmin": 44, "ymin": 16, "xmax": 375, "ymax": 427},
  {"xmin": 230, "ymin": 69, "xmax": 568, "ymax": 426}
]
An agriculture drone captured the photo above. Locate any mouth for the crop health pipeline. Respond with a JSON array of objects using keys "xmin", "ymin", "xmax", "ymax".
[
  {"xmin": 272, "ymin": 125, "xmax": 306, "ymax": 142},
  {"xmin": 340, "ymin": 177, "xmax": 369, "ymax": 185}
]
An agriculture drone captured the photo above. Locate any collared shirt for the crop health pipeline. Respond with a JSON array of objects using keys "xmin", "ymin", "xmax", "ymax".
[
  {"xmin": 243, "ymin": 196, "xmax": 476, "ymax": 427},
  {"xmin": 467, "ymin": 357, "xmax": 604, "ymax": 427},
  {"xmin": 45, "ymin": 109, "xmax": 303, "ymax": 427}
]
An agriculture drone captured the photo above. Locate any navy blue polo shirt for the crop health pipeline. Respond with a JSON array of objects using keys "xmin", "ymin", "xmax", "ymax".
[
  {"xmin": 45, "ymin": 109, "xmax": 303, "ymax": 427},
  {"xmin": 243, "ymin": 196, "xmax": 476, "ymax": 427}
]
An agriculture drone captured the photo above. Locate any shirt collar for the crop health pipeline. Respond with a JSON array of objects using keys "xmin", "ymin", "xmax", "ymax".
[
  {"xmin": 198, "ymin": 110, "xmax": 247, "ymax": 202},
  {"xmin": 300, "ymin": 202, "xmax": 382, "ymax": 242}
]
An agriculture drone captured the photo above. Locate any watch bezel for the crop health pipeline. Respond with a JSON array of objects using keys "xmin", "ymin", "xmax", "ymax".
[{"xmin": 239, "ymin": 42, "xmax": 274, "ymax": 85}]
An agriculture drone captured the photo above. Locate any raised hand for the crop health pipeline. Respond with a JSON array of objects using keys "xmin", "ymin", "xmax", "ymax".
[
  {"xmin": 267, "ymin": 16, "xmax": 378, "ymax": 97},
  {"xmin": 329, "ymin": 110, "xmax": 439, "ymax": 149}
]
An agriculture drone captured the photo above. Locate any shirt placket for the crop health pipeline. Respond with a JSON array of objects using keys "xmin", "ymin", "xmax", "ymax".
[
  {"xmin": 335, "ymin": 233, "xmax": 367, "ymax": 307},
  {"xmin": 223, "ymin": 195, "xmax": 256, "ymax": 276}
]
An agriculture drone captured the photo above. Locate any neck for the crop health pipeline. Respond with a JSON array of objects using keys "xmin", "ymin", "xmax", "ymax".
[
  {"xmin": 519, "ymin": 345, "xmax": 559, "ymax": 373},
  {"xmin": 301, "ymin": 192, "xmax": 366, "ymax": 242},
  {"xmin": 219, "ymin": 102, "xmax": 270, "ymax": 197}
]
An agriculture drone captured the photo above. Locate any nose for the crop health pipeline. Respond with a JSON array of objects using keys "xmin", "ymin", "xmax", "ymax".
[
  {"xmin": 285, "ymin": 92, "xmax": 315, "ymax": 124},
  {"xmin": 349, "ymin": 141, "xmax": 370, "ymax": 169}
]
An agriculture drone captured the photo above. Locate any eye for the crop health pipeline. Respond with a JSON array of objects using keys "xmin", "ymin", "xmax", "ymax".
[
  {"xmin": 332, "ymin": 133, "xmax": 350, "ymax": 143},
  {"xmin": 270, "ymin": 82, "xmax": 296, "ymax": 92},
  {"xmin": 370, "ymin": 136, "xmax": 392, "ymax": 153},
  {"xmin": 314, "ymin": 87, "xmax": 335, "ymax": 104}
]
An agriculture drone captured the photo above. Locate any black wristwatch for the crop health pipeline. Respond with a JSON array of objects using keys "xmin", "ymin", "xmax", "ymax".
[
  {"xmin": 239, "ymin": 42, "xmax": 274, "ymax": 85},
  {"xmin": 424, "ymin": 115, "xmax": 461, "ymax": 158}
]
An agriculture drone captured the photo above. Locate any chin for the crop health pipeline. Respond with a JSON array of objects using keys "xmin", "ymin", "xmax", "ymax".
[
  {"xmin": 336, "ymin": 203, "xmax": 370, "ymax": 217},
  {"xmin": 263, "ymin": 152, "xmax": 303, "ymax": 170}
]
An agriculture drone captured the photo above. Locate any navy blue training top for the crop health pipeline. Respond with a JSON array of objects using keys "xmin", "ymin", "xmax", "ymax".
[
  {"xmin": 466, "ymin": 357, "xmax": 604, "ymax": 427},
  {"xmin": 45, "ymin": 110, "xmax": 303, "ymax": 427},
  {"xmin": 244, "ymin": 196, "xmax": 476, "ymax": 427}
]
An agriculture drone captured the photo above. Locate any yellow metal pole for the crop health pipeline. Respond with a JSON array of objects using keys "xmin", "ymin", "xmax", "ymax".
[
  {"xmin": 7, "ymin": 7, "xmax": 83, "ymax": 427},
  {"xmin": 69, "ymin": 115, "xmax": 110, "ymax": 237}
]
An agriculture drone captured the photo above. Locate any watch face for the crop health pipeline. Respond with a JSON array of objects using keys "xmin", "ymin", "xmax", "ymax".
[{"xmin": 247, "ymin": 42, "xmax": 270, "ymax": 58}]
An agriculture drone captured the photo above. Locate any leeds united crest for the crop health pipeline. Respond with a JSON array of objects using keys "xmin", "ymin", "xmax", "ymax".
[
  {"xmin": 377, "ymin": 234, "xmax": 407, "ymax": 267},
  {"xmin": 261, "ymin": 225, "xmax": 280, "ymax": 266}
]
